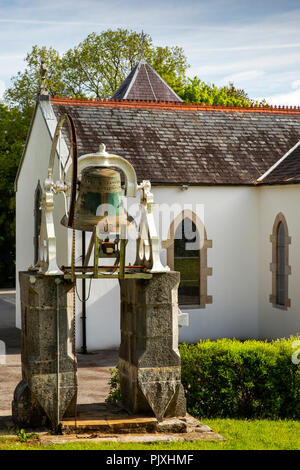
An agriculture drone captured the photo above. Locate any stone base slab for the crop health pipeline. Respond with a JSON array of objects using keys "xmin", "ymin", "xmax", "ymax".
[
  {"xmin": 0, "ymin": 407, "xmax": 225, "ymax": 443},
  {"xmin": 57, "ymin": 412, "xmax": 225, "ymax": 442},
  {"xmin": 60, "ymin": 403, "xmax": 223, "ymax": 439}
]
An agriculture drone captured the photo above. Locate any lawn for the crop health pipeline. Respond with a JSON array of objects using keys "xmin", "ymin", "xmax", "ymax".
[{"xmin": 0, "ymin": 419, "xmax": 299, "ymax": 450}]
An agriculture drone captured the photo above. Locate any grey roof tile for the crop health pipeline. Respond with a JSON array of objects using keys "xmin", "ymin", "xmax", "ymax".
[
  {"xmin": 111, "ymin": 59, "xmax": 182, "ymax": 102},
  {"xmin": 50, "ymin": 99, "xmax": 300, "ymax": 185}
]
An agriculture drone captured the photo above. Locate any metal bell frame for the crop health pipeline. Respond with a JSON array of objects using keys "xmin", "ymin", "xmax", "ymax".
[{"xmin": 34, "ymin": 113, "xmax": 167, "ymax": 278}]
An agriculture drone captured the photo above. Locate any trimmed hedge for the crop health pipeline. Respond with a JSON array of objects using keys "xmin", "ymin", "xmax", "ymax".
[{"xmin": 179, "ymin": 337, "xmax": 300, "ymax": 419}]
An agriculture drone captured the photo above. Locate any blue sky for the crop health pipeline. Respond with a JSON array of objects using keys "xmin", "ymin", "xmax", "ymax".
[{"xmin": 0, "ymin": 0, "xmax": 300, "ymax": 104}]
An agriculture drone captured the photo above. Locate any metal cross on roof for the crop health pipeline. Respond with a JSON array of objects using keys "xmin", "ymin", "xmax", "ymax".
[{"xmin": 140, "ymin": 30, "xmax": 146, "ymax": 60}]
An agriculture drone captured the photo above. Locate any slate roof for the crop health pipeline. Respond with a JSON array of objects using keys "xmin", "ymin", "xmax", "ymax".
[
  {"xmin": 257, "ymin": 141, "xmax": 300, "ymax": 185},
  {"xmin": 111, "ymin": 59, "xmax": 183, "ymax": 102},
  {"xmin": 49, "ymin": 97, "xmax": 300, "ymax": 185}
]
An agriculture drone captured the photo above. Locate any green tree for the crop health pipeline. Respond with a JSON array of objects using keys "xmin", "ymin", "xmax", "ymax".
[
  {"xmin": 178, "ymin": 77, "xmax": 254, "ymax": 106},
  {"xmin": 146, "ymin": 45, "xmax": 187, "ymax": 96},
  {"xmin": 5, "ymin": 45, "xmax": 63, "ymax": 120},
  {"xmin": 5, "ymin": 29, "xmax": 189, "ymax": 115},
  {"xmin": 0, "ymin": 104, "xmax": 28, "ymax": 286}
]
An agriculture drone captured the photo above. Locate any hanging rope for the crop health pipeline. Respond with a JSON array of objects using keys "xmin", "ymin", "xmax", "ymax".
[
  {"xmin": 72, "ymin": 212, "xmax": 77, "ymax": 429},
  {"xmin": 69, "ymin": 113, "xmax": 78, "ymax": 430}
]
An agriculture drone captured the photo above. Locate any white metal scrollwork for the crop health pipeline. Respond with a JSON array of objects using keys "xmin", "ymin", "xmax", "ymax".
[{"xmin": 135, "ymin": 180, "xmax": 167, "ymax": 273}]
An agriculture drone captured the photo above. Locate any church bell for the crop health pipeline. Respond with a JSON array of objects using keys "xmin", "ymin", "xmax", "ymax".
[{"xmin": 62, "ymin": 167, "xmax": 132, "ymax": 232}]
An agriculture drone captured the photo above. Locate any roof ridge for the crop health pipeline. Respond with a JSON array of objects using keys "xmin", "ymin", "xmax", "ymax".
[
  {"xmin": 143, "ymin": 62, "xmax": 158, "ymax": 100},
  {"xmin": 116, "ymin": 62, "xmax": 140, "ymax": 100},
  {"xmin": 256, "ymin": 140, "xmax": 300, "ymax": 184},
  {"xmin": 49, "ymin": 96, "xmax": 300, "ymax": 113}
]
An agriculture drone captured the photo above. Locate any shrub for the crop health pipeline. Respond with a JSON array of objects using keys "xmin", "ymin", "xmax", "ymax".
[
  {"xmin": 105, "ymin": 367, "xmax": 122, "ymax": 405},
  {"xmin": 179, "ymin": 337, "xmax": 300, "ymax": 419}
]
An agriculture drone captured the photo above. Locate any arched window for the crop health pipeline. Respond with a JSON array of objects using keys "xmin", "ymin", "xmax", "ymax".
[
  {"xmin": 162, "ymin": 210, "xmax": 212, "ymax": 308},
  {"xmin": 270, "ymin": 213, "xmax": 291, "ymax": 309},
  {"xmin": 33, "ymin": 181, "xmax": 42, "ymax": 265},
  {"xmin": 276, "ymin": 222, "xmax": 286, "ymax": 306}
]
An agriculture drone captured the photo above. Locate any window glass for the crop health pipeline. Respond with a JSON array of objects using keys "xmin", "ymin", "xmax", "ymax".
[
  {"xmin": 276, "ymin": 221, "xmax": 286, "ymax": 306},
  {"xmin": 174, "ymin": 218, "xmax": 200, "ymax": 305}
]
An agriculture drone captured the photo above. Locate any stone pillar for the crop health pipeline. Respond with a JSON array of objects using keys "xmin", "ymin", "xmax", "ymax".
[
  {"xmin": 12, "ymin": 272, "xmax": 77, "ymax": 429},
  {"xmin": 118, "ymin": 271, "xmax": 186, "ymax": 422}
]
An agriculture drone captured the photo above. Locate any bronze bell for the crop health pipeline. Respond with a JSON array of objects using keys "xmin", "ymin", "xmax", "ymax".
[{"xmin": 61, "ymin": 167, "xmax": 134, "ymax": 232}]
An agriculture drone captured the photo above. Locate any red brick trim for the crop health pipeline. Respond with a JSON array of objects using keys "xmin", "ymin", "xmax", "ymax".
[{"xmin": 49, "ymin": 96, "xmax": 300, "ymax": 114}]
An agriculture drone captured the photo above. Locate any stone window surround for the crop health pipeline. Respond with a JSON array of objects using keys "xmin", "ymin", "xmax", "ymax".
[
  {"xmin": 162, "ymin": 209, "xmax": 212, "ymax": 309},
  {"xmin": 269, "ymin": 212, "xmax": 291, "ymax": 310}
]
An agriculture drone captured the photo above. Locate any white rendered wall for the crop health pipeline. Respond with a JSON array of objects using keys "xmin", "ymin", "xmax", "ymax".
[
  {"xmin": 258, "ymin": 185, "xmax": 300, "ymax": 339},
  {"xmin": 154, "ymin": 186, "xmax": 260, "ymax": 344},
  {"xmin": 73, "ymin": 230, "xmax": 121, "ymax": 351}
]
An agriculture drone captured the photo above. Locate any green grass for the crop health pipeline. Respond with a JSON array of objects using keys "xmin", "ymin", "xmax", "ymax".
[{"xmin": 0, "ymin": 419, "xmax": 299, "ymax": 450}]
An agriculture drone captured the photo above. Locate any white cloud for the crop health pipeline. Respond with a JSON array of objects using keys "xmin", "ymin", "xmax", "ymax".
[
  {"xmin": 221, "ymin": 70, "xmax": 264, "ymax": 84},
  {"xmin": 0, "ymin": 80, "xmax": 6, "ymax": 102},
  {"xmin": 191, "ymin": 52, "xmax": 300, "ymax": 77},
  {"xmin": 292, "ymin": 80, "xmax": 300, "ymax": 89},
  {"xmin": 0, "ymin": 55, "xmax": 26, "ymax": 83},
  {"xmin": 258, "ymin": 87, "xmax": 300, "ymax": 106},
  {"xmin": 0, "ymin": 18, "xmax": 110, "ymax": 26},
  {"xmin": 190, "ymin": 43, "xmax": 300, "ymax": 53}
]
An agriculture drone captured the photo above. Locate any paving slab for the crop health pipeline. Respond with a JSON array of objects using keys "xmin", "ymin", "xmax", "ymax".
[
  {"xmin": 0, "ymin": 349, "xmax": 118, "ymax": 418},
  {"xmin": 0, "ymin": 297, "xmax": 16, "ymax": 329},
  {"xmin": 0, "ymin": 290, "xmax": 16, "ymax": 306}
]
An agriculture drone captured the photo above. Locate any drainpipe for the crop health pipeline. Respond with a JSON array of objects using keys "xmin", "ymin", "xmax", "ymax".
[{"xmin": 81, "ymin": 231, "xmax": 87, "ymax": 353}]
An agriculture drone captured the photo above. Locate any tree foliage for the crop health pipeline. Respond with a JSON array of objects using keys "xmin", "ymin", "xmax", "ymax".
[
  {"xmin": 178, "ymin": 77, "xmax": 253, "ymax": 106},
  {"xmin": 5, "ymin": 29, "xmax": 189, "ymax": 116},
  {"xmin": 5, "ymin": 45, "xmax": 63, "ymax": 121},
  {"xmin": 0, "ymin": 104, "xmax": 28, "ymax": 286}
]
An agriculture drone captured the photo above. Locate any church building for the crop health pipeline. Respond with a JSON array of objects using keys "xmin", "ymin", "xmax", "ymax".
[{"xmin": 15, "ymin": 59, "xmax": 300, "ymax": 350}]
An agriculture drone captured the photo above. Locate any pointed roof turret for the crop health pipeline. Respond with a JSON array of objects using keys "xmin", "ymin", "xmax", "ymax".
[{"xmin": 111, "ymin": 59, "xmax": 183, "ymax": 102}]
